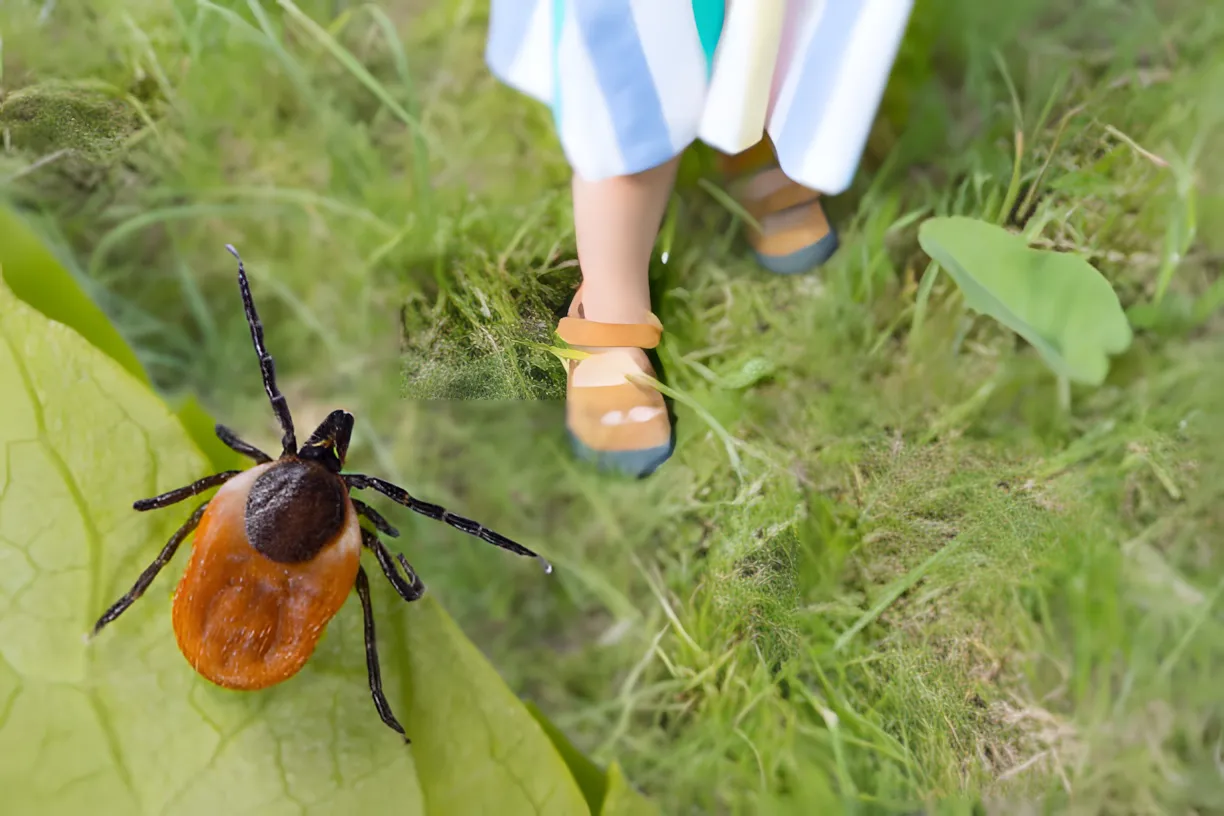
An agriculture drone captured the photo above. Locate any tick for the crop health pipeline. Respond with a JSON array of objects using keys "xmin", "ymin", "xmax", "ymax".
[{"xmin": 91, "ymin": 245, "xmax": 551, "ymax": 742}]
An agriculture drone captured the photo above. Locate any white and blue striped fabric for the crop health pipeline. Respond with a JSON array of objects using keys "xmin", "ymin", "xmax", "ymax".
[{"xmin": 487, "ymin": 0, "xmax": 914, "ymax": 195}]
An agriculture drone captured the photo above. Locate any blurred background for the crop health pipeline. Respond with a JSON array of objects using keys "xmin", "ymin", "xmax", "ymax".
[{"xmin": 1, "ymin": 0, "xmax": 1222, "ymax": 812}]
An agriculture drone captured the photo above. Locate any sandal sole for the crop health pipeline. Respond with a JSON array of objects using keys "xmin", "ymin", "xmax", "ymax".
[
  {"xmin": 567, "ymin": 429, "xmax": 675, "ymax": 479},
  {"xmin": 753, "ymin": 227, "xmax": 840, "ymax": 275},
  {"xmin": 560, "ymin": 287, "xmax": 677, "ymax": 478}
]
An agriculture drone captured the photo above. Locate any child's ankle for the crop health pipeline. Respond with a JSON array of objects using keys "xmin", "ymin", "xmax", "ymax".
[
  {"xmin": 578, "ymin": 292, "xmax": 652, "ymax": 326},
  {"xmin": 568, "ymin": 288, "xmax": 654, "ymax": 379}
]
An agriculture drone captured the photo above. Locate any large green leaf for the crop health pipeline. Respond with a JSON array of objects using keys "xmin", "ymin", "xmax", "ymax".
[
  {"xmin": 520, "ymin": 702, "xmax": 658, "ymax": 815},
  {"xmin": 599, "ymin": 763, "xmax": 661, "ymax": 816},
  {"xmin": 0, "ymin": 273, "xmax": 596, "ymax": 814},
  {"xmin": 0, "ymin": 207, "xmax": 241, "ymax": 473},
  {"xmin": 525, "ymin": 701, "xmax": 609, "ymax": 811},
  {"xmin": 917, "ymin": 216, "xmax": 1133, "ymax": 385}
]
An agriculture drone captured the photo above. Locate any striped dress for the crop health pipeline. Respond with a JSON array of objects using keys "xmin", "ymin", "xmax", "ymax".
[{"xmin": 486, "ymin": 0, "xmax": 914, "ymax": 196}]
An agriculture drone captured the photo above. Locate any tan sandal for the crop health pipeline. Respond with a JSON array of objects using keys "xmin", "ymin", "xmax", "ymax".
[
  {"xmin": 719, "ymin": 137, "xmax": 840, "ymax": 275},
  {"xmin": 555, "ymin": 288, "xmax": 674, "ymax": 477}
]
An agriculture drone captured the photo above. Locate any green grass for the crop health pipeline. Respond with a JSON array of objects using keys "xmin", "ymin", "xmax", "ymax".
[{"xmin": 3, "ymin": 0, "xmax": 1223, "ymax": 812}]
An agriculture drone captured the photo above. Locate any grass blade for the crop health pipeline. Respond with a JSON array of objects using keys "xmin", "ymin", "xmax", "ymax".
[
  {"xmin": 276, "ymin": 0, "xmax": 435, "ymax": 153},
  {"xmin": 833, "ymin": 536, "xmax": 966, "ymax": 653}
]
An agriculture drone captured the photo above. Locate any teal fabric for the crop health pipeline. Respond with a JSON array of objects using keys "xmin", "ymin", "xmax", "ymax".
[{"xmin": 690, "ymin": 0, "xmax": 725, "ymax": 77}]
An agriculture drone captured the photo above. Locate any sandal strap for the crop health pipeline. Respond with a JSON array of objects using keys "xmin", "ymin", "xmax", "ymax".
[
  {"xmin": 742, "ymin": 181, "xmax": 822, "ymax": 223},
  {"xmin": 557, "ymin": 315, "xmax": 662, "ymax": 349}
]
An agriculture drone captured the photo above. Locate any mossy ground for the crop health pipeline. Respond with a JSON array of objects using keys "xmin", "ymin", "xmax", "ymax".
[
  {"xmin": 1, "ymin": 83, "xmax": 139, "ymax": 154},
  {"xmin": 2, "ymin": 0, "xmax": 1222, "ymax": 812}
]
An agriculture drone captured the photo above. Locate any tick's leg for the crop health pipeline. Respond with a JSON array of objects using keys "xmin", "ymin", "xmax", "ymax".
[
  {"xmin": 354, "ymin": 565, "xmax": 409, "ymax": 742},
  {"xmin": 352, "ymin": 499, "xmax": 399, "ymax": 537},
  {"xmin": 215, "ymin": 424, "xmax": 272, "ymax": 464},
  {"xmin": 92, "ymin": 502, "xmax": 208, "ymax": 635},
  {"xmin": 133, "ymin": 471, "xmax": 241, "ymax": 512},
  {"xmin": 345, "ymin": 474, "xmax": 552, "ymax": 573},
  {"xmin": 226, "ymin": 245, "xmax": 297, "ymax": 456},
  {"xmin": 361, "ymin": 528, "xmax": 424, "ymax": 602}
]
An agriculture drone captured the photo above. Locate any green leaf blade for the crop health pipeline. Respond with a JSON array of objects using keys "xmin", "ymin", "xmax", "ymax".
[
  {"xmin": 525, "ymin": 701, "xmax": 609, "ymax": 813},
  {"xmin": 917, "ymin": 215, "xmax": 1133, "ymax": 385},
  {"xmin": 401, "ymin": 597, "xmax": 590, "ymax": 815},
  {"xmin": 0, "ymin": 207, "xmax": 242, "ymax": 473},
  {"xmin": 0, "ymin": 207, "xmax": 145, "ymax": 383},
  {"xmin": 600, "ymin": 762, "xmax": 660, "ymax": 816},
  {"xmin": 0, "ymin": 273, "xmax": 220, "ymax": 813}
]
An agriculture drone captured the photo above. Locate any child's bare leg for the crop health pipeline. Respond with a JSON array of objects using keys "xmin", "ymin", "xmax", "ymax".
[
  {"xmin": 562, "ymin": 156, "xmax": 680, "ymax": 474},
  {"xmin": 572, "ymin": 156, "xmax": 680, "ymax": 327}
]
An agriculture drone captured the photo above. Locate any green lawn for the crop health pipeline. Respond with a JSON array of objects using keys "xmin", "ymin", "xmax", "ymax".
[{"xmin": 2, "ymin": 0, "xmax": 1223, "ymax": 812}]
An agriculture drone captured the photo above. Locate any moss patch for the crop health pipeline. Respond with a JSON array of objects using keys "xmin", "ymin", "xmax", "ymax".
[{"xmin": 0, "ymin": 82, "xmax": 140, "ymax": 158}]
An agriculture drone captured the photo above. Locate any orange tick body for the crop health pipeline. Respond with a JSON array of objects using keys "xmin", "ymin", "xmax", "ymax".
[
  {"xmin": 92, "ymin": 245, "xmax": 551, "ymax": 741},
  {"xmin": 171, "ymin": 462, "xmax": 361, "ymax": 691}
]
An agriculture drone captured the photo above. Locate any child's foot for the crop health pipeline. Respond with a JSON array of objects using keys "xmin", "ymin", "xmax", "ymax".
[
  {"xmin": 719, "ymin": 140, "xmax": 840, "ymax": 275},
  {"xmin": 557, "ymin": 286, "xmax": 674, "ymax": 478}
]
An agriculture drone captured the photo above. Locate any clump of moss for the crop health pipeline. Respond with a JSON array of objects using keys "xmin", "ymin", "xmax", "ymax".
[
  {"xmin": 0, "ymin": 82, "xmax": 150, "ymax": 266},
  {"xmin": 399, "ymin": 253, "xmax": 573, "ymax": 401},
  {"xmin": 0, "ymin": 82, "xmax": 140, "ymax": 158}
]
